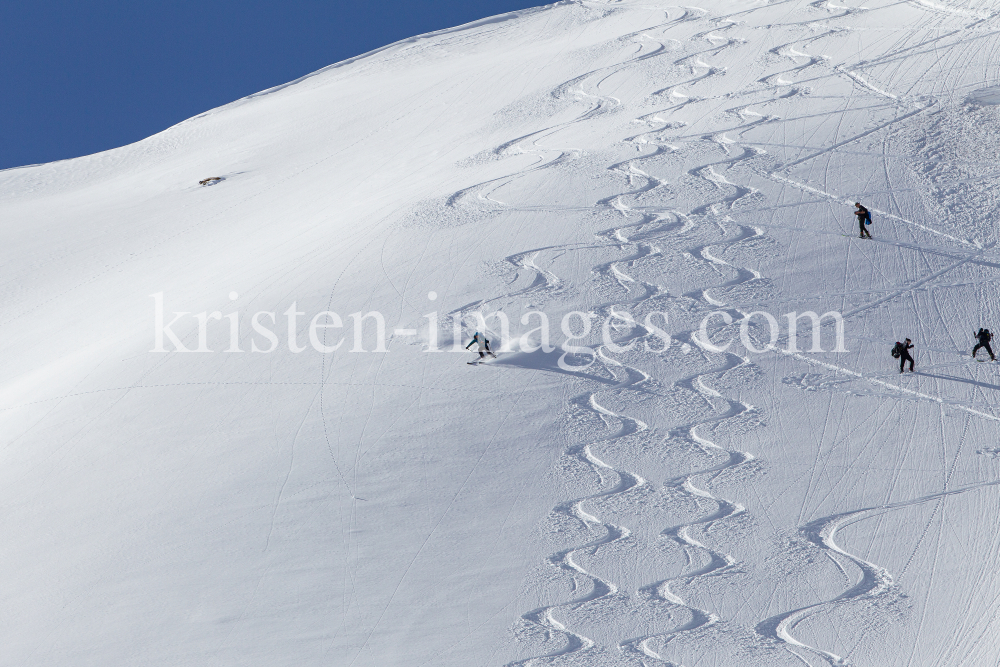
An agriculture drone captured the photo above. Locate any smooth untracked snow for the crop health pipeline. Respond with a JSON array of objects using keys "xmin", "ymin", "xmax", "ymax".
[{"xmin": 3, "ymin": 1, "xmax": 1000, "ymax": 665}]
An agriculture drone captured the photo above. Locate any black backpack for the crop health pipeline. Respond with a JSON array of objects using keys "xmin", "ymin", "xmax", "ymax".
[{"xmin": 891, "ymin": 342, "xmax": 902, "ymax": 358}]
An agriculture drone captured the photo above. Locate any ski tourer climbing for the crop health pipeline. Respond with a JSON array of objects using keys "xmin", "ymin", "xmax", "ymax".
[
  {"xmin": 854, "ymin": 202, "xmax": 872, "ymax": 239},
  {"xmin": 891, "ymin": 338, "xmax": 914, "ymax": 373},
  {"xmin": 973, "ymin": 328, "xmax": 995, "ymax": 361},
  {"xmin": 465, "ymin": 332, "xmax": 497, "ymax": 362}
]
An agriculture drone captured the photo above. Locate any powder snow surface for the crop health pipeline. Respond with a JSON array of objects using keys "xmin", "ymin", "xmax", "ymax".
[{"xmin": 3, "ymin": 1, "xmax": 1000, "ymax": 665}]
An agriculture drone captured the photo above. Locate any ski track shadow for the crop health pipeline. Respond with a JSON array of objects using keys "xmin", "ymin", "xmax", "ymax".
[
  {"xmin": 488, "ymin": 349, "xmax": 617, "ymax": 385},
  {"xmin": 915, "ymin": 371, "xmax": 1000, "ymax": 392}
]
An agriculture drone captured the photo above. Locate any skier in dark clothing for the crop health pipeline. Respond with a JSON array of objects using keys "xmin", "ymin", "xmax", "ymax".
[
  {"xmin": 892, "ymin": 338, "xmax": 914, "ymax": 373},
  {"xmin": 854, "ymin": 202, "xmax": 872, "ymax": 239},
  {"xmin": 973, "ymin": 328, "xmax": 995, "ymax": 361},
  {"xmin": 465, "ymin": 331, "xmax": 496, "ymax": 361}
]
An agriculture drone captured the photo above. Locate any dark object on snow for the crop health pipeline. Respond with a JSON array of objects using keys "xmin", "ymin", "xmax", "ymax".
[
  {"xmin": 973, "ymin": 328, "xmax": 995, "ymax": 361},
  {"xmin": 854, "ymin": 202, "xmax": 872, "ymax": 239},
  {"xmin": 892, "ymin": 339, "xmax": 914, "ymax": 372},
  {"xmin": 199, "ymin": 177, "xmax": 223, "ymax": 186}
]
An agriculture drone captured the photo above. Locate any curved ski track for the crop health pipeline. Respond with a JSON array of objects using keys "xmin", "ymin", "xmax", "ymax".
[
  {"xmin": 755, "ymin": 474, "xmax": 1000, "ymax": 667},
  {"xmin": 440, "ymin": 10, "xmax": 771, "ymax": 666},
  {"xmin": 605, "ymin": 17, "xmax": 772, "ymax": 665}
]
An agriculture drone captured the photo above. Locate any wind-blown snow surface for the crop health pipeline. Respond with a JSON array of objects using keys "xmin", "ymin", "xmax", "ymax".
[{"xmin": 5, "ymin": 0, "xmax": 1000, "ymax": 665}]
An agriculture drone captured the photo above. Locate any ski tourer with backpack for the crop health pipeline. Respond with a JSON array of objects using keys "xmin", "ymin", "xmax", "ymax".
[
  {"xmin": 892, "ymin": 339, "xmax": 914, "ymax": 373},
  {"xmin": 973, "ymin": 328, "xmax": 995, "ymax": 361},
  {"xmin": 854, "ymin": 202, "xmax": 873, "ymax": 239}
]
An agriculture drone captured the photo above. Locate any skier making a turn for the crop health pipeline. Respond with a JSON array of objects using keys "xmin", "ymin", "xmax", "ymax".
[
  {"xmin": 892, "ymin": 338, "xmax": 914, "ymax": 373},
  {"xmin": 465, "ymin": 331, "xmax": 496, "ymax": 362},
  {"xmin": 973, "ymin": 327, "xmax": 995, "ymax": 361},
  {"xmin": 854, "ymin": 202, "xmax": 872, "ymax": 239}
]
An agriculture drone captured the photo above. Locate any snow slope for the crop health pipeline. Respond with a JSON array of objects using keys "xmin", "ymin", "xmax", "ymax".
[{"xmin": 4, "ymin": 0, "xmax": 1000, "ymax": 665}]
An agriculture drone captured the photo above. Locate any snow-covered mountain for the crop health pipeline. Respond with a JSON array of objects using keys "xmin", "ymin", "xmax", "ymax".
[{"xmin": 4, "ymin": 1, "xmax": 1000, "ymax": 665}]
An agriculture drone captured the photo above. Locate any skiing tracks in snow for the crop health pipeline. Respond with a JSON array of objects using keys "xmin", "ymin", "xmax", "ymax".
[
  {"xmin": 440, "ymin": 2, "xmax": 1000, "ymax": 665},
  {"xmin": 442, "ymin": 10, "xmax": 769, "ymax": 665}
]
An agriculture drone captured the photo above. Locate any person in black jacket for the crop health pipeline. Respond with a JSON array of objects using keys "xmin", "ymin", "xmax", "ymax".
[
  {"xmin": 854, "ymin": 202, "xmax": 872, "ymax": 239},
  {"xmin": 973, "ymin": 328, "xmax": 995, "ymax": 361},
  {"xmin": 892, "ymin": 338, "xmax": 914, "ymax": 373}
]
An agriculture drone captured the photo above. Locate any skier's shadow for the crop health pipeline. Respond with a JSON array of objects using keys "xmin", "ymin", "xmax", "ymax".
[
  {"xmin": 916, "ymin": 371, "xmax": 1000, "ymax": 392},
  {"xmin": 490, "ymin": 349, "xmax": 616, "ymax": 384}
]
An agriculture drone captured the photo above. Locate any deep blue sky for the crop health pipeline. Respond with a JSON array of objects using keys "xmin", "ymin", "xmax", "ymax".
[{"xmin": 0, "ymin": 1, "xmax": 544, "ymax": 171}]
